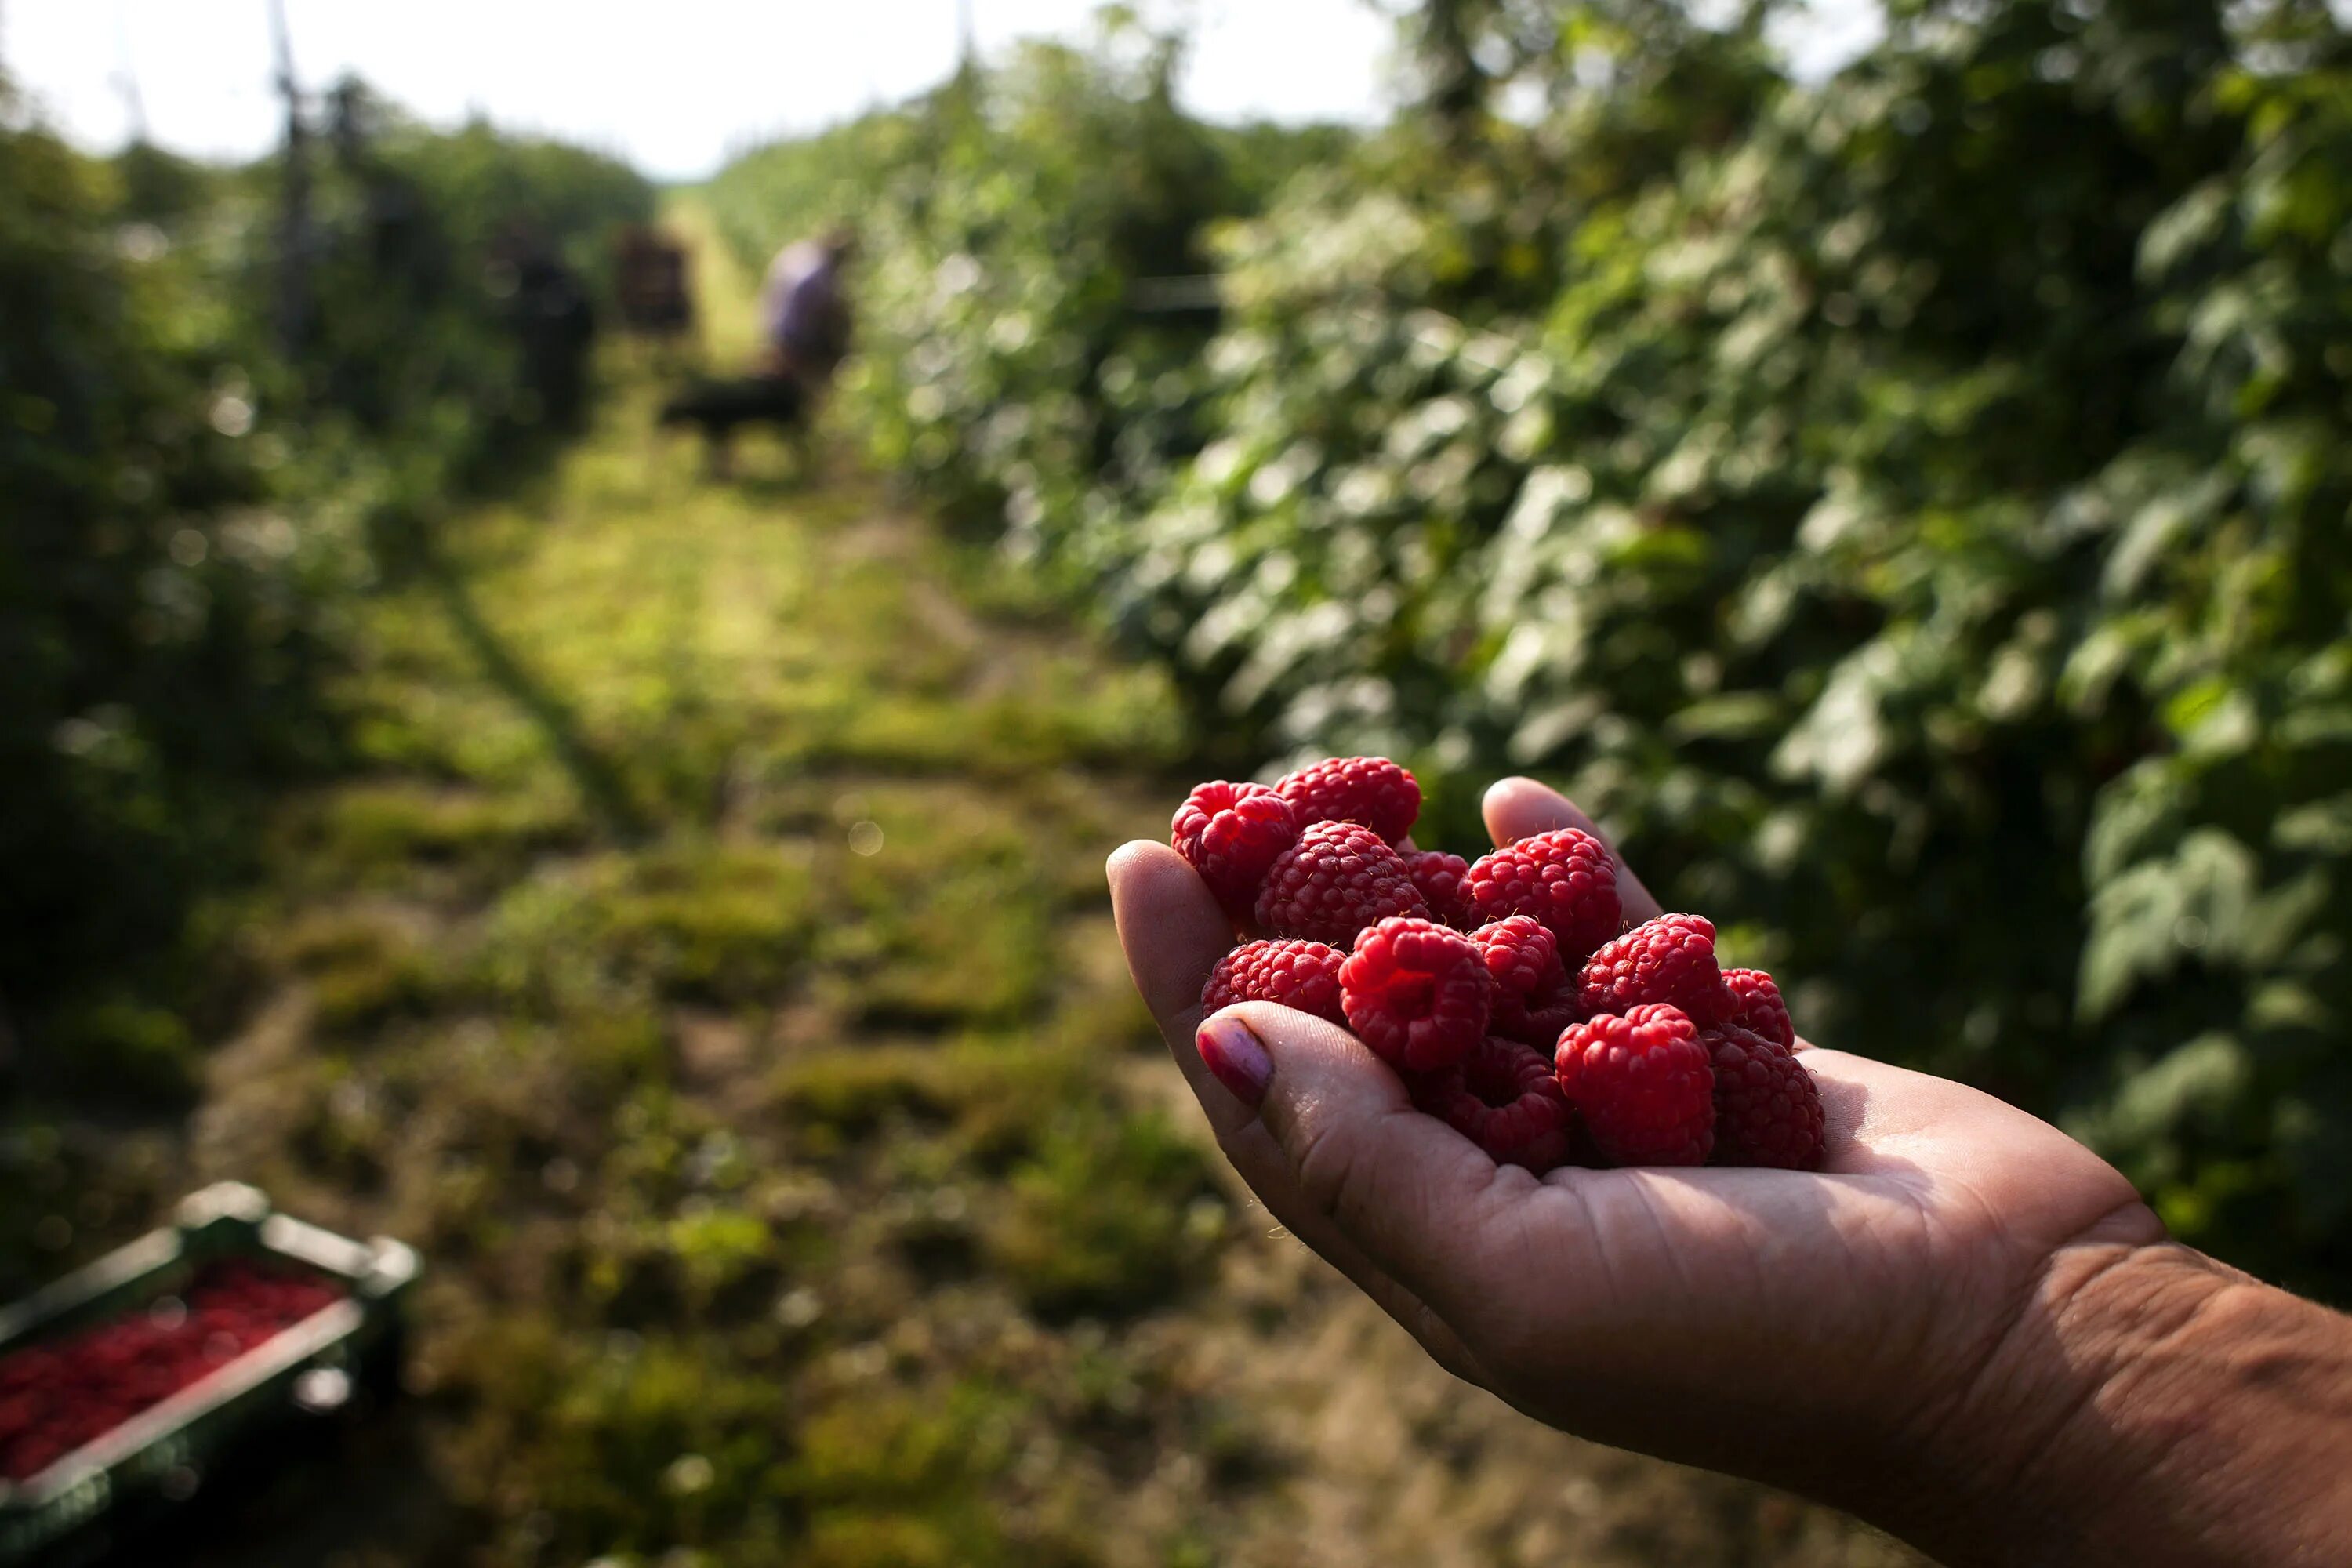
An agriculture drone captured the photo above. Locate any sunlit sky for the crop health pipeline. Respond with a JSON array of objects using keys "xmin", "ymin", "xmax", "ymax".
[{"xmin": 3, "ymin": 0, "xmax": 1883, "ymax": 183}]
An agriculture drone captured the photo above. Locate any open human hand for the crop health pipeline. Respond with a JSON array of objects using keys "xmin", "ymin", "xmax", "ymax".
[{"xmin": 1108, "ymin": 776, "xmax": 2208, "ymax": 1564}]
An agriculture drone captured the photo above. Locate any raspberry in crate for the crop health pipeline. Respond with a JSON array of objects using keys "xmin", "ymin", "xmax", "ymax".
[
  {"xmin": 0, "ymin": 1183, "xmax": 419, "ymax": 1566},
  {"xmin": 0, "ymin": 1261, "xmax": 346, "ymax": 1484},
  {"xmin": 1173, "ymin": 757, "xmax": 1826, "ymax": 1175}
]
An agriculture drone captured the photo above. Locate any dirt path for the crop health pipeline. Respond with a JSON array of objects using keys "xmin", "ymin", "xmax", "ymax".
[{"xmin": 26, "ymin": 205, "xmax": 1926, "ymax": 1567}]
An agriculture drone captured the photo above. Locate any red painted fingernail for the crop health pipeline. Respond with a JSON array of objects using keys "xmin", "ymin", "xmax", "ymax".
[{"xmin": 1196, "ymin": 1014, "xmax": 1272, "ymax": 1109}]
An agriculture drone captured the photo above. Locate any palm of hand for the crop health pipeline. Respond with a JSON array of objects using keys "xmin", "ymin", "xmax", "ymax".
[{"xmin": 1109, "ymin": 777, "xmax": 2158, "ymax": 1504}]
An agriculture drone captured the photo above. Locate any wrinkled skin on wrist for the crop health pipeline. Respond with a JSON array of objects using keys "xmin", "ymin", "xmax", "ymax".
[
  {"xmin": 1942, "ymin": 1237, "xmax": 2352, "ymax": 1568},
  {"xmin": 1109, "ymin": 776, "xmax": 2219, "ymax": 1566}
]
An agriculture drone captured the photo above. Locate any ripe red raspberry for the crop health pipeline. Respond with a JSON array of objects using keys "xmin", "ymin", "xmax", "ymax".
[
  {"xmin": 1579, "ymin": 913, "xmax": 1730, "ymax": 1025},
  {"xmin": 1467, "ymin": 916, "xmax": 1566, "ymax": 1035},
  {"xmin": 1705, "ymin": 1023, "xmax": 1824, "ymax": 1169},
  {"xmin": 1723, "ymin": 967, "xmax": 1795, "ymax": 1051},
  {"xmin": 1464, "ymin": 828, "xmax": 1621, "ymax": 964},
  {"xmin": 1554, "ymin": 1003, "xmax": 1715, "ymax": 1166},
  {"xmin": 0, "ymin": 1260, "xmax": 343, "ymax": 1483},
  {"xmin": 1400, "ymin": 849, "xmax": 1475, "ymax": 928},
  {"xmin": 1275, "ymin": 756, "xmax": 1420, "ymax": 846},
  {"xmin": 1254, "ymin": 819, "xmax": 1428, "ymax": 946},
  {"xmin": 1202, "ymin": 939, "xmax": 1345, "ymax": 1027},
  {"xmin": 1411, "ymin": 1036, "xmax": 1577, "ymax": 1172},
  {"xmin": 1338, "ymin": 916, "xmax": 1490, "ymax": 1073},
  {"xmin": 1172, "ymin": 780, "xmax": 1299, "ymax": 924}
]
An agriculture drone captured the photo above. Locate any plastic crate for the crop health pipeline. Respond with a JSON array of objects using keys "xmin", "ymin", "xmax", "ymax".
[{"xmin": 0, "ymin": 1183, "xmax": 418, "ymax": 1565}]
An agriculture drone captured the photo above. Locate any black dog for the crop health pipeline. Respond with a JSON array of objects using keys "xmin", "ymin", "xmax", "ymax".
[{"xmin": 658, "ymin": 372, "xmax": 808, "ymax": 476}]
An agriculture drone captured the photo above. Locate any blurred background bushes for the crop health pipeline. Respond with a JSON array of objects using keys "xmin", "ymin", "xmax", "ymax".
[
  {"xmin": 706, "ymin": 0, "xmax": 2352, "ymax": 1296},
  {"xmin": 0, "ymin": 72, "xmax": 650, "ymax": 1098}
]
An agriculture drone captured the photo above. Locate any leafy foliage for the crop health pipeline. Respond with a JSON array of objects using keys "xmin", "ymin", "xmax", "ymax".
[
  {"xmin": 703, "ymin": 21, "xmax": 1356, "ymax": 574},
  {"xmin": 0, "ymin": 109, "xmax": 301, "ymax": 1082},
  {"xmin": 715, "ymin": 2, "xmax": 2352, "ymax": 1296},
  {"xmin": 244, "ymin": 83, "xmax": 656, "ymax": 509},
  {"xmin": 0, "ymin": 77, "xmax": 651, "ymax": 1091}
]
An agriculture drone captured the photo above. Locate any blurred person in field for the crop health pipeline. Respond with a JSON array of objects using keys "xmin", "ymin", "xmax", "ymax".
[
  {"xmin": 760, "ymin": 225, "xmax": 856, "ymax": 396},
  {"xmin": 659, "ymin": 225, "xmax": 852, "ymax": 478}
]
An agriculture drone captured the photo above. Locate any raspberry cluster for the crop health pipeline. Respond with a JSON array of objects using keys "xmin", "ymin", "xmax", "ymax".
[
  {"xmin": 0, "ymin": 1260, "xmax": 345, "ymax": 1482},
  {"xmin": 1175, "ymin": 757, "xmax": 1824, "ymax": 1173}
]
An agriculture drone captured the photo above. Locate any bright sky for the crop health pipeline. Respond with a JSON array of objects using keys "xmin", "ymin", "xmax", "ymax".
[
  {"xmin": 2, "ymin": 1, "xmax": 1398, "ymax": 180},
  {"xmin": 2, "ymin": 0, "xmax": 1882, "ymax": 183}
]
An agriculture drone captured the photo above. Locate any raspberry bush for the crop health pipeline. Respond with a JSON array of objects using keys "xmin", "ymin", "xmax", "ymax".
[{"xmin": 710, "ymin": 0, "xmax": 2352, "ymax": 1297}]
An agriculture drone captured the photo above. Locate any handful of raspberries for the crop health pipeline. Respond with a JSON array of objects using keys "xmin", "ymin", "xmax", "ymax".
[{"xmin": 1174, "ymin": 757, "xmax": 1824, "ymax": 1173}]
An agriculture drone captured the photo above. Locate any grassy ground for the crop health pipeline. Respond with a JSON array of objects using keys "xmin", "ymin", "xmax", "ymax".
[{"xmin": 2, "ymin": 207, "xmax": 1927, "ymax": 1568}]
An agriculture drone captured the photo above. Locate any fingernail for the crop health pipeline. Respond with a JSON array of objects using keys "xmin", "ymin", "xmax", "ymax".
[{"xmin": 1196, "ymin": 1014, "xmax": 1272, "ymax": 1109}]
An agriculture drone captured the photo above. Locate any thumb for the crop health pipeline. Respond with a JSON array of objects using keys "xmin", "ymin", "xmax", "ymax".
[{"xmin": 1197, "ymin": 1001, "xmax": 1516, "ymax": 1324}]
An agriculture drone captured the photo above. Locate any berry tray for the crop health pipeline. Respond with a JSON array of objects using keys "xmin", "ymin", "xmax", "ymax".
[{"xmin": 0, "ymin": 1183, "xmax": 418, "ymax": 1566}]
